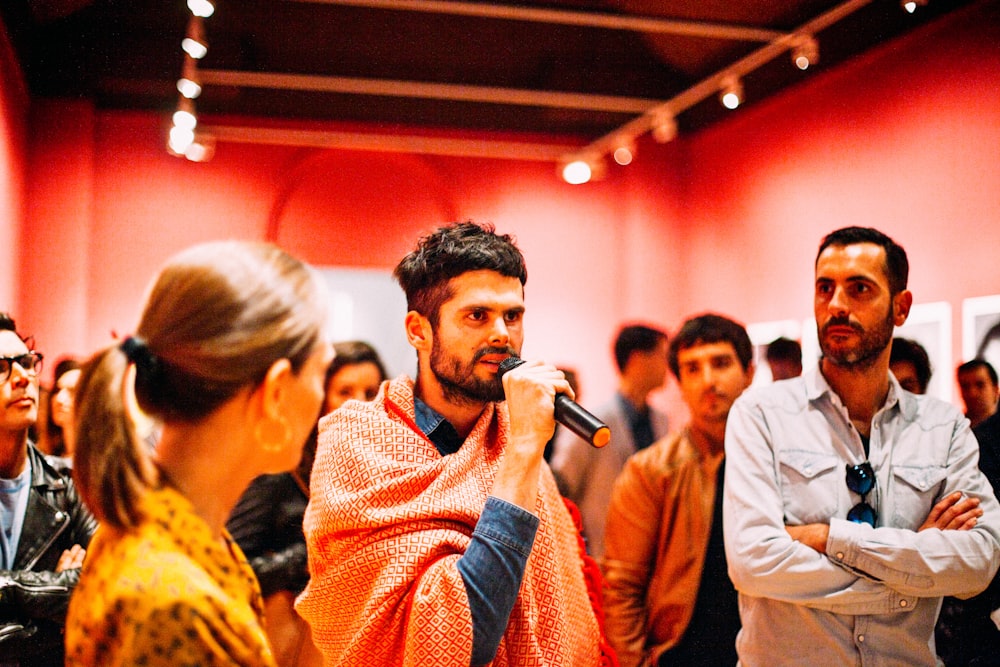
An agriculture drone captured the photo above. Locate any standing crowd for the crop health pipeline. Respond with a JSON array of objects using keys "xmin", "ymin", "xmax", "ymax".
[{"xmin": 2, "ymin": 223, "xmax": 999, "ymax": 666}]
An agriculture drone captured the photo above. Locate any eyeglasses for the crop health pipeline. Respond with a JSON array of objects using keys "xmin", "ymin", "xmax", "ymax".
[
  {"xmin": 0, "ymin": 352, "xmax": 44, "ymax": 384},
  {"xmin": 846, "ymin": 461, "xmax": 878, "ymax": 526}
]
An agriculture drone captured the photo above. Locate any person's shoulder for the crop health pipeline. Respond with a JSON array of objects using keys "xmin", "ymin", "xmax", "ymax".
[
  {"xmin": 975, "ymin": 410, "xmax": 1000, "ymax": 442},
  {"xmin": 733, "ymin": 376, "xmax": 809, "ymax": 412},
  {"xmin": 626, "ymin": 431, "xmax": 691, "ymax": 473},
  {"xmin": 902, "ymin": 392, "xmax": 966, "ymax": 427}
]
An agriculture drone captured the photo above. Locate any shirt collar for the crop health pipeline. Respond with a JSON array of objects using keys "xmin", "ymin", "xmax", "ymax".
[
  {"xmin": 413, "ymin": 397, "xmax": 464, "ymax": 456},
  {"xmin": 805, "ymin": 365, "xmax": 908, "ymax": 416}
]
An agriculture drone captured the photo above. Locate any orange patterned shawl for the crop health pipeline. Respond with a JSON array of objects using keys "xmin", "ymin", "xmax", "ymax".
[{"xmin": 298, "ymin": 376, "xmax": 614, "ymax": 666}]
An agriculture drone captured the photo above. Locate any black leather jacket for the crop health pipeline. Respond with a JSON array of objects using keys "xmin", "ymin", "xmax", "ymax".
[
  {"xmin": 0, "ymin": 443, "xmax": 98, "ymax": 666},
  {"xmin": 226, "ymin": 471, "xmax": 309, "ymax": 598}
]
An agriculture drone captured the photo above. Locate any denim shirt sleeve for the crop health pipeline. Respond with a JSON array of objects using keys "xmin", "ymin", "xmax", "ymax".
[{"xmin": 457, "ymin": 496, "xmax": 539, "ymax": 666}]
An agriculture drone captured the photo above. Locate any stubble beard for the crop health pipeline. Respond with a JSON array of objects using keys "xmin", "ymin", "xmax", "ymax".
[
  {"xmin": 820, "ymin": 309, "xmax": 895, "ymax": 372},
  {"xmin": 429, "ymin": 338, "xmax": 510, "ymax": 405}
]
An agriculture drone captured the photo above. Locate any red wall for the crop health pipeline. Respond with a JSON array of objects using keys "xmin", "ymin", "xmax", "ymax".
[
  {"xmin": 0, "ymin": 24, "xmax": 26, "ymax": 312},
  {"xmin": 8, "ymin": 0, "xmax": 1000, "ymax": 420}
]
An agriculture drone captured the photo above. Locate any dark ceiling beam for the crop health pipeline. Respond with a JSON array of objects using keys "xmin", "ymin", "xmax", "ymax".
[{"xmin": 289, "ymin": 0, "xmax": 790, "ymax": 42}]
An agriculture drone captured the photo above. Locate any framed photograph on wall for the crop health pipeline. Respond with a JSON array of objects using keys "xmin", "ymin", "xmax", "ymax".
[
  {"xmin": 895, "ymin": 301, "xmax": 952, "ymax": 402},
  {"xmin": 963, "ymin": 295, "xmax": 1000, "ymax": 375}
]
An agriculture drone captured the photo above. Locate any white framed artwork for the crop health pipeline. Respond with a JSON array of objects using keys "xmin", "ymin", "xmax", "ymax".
[
  {"xmin": 895, "ymin": 301, "xmax": 952, "ymax": 401},
  {"xmin": 962, "ymin": 295, "xmax": 1000, "ymax": 374}
]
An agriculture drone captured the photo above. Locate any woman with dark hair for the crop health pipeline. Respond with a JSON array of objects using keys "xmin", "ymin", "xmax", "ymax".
[
  {"xmin": 40, "ymin": 357, "xmax": 81, "ymax": 462},
  {"xmin": 64, "ymin": 241, "xmax": 333, "ymax": 667}
]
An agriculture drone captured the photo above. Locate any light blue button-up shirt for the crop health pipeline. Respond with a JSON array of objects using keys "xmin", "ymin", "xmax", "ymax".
[{"xmin": 723, "ymin": 368, "xmax": 1000, "ymax": 666}]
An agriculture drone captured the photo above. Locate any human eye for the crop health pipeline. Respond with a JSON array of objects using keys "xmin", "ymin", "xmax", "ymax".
[
  {"xmin": 504, "ymin": 310, "xmax": 523, "ymax": 324},
  {"xmin": 713, "ymin": 356, "xmax": 735, "ymax": 370},
  {"xmin": 815, "ymin": 281, "xmax": 832, "ymax": 295},
  {"xmin": 467, "ymin": 309, "xmax": 488, "ymax": 322}
]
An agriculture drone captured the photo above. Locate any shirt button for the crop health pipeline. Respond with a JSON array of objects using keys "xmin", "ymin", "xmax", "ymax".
[
  {"xmin": 836, "ymin": 552, "xmax": 845, "ymax": 560},
  {"xmin": 54, "ymin": 511, "xmax": 65, "ymax": 522},
  {"xmin": 900, "ymin": 599, "xmax": 908, "ymax": 607},
  {"xmin": 858, "ymin": 635, "xmax": 865, "ymax": 642}
]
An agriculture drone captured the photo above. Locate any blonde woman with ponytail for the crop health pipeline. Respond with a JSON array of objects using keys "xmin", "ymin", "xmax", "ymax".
[{"xmin": 64, "ymin": 241, "xmax": 333, "ymax": 667}]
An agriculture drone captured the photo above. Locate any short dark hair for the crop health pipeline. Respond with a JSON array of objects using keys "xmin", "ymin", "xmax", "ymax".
[
  {"xmin": 958, "ymin": 358, "xmax": 999, "ymax": 386},
  {"xmin": 613, "ymin": 324, "xmax": 668, "ymax": 372},
  {"xmin": 0, "ymin": 312, "xmax": 18, "ymax": 336},
  {"xmin": 668, "ymin": 314, "xmax": 753, "ymax": 379},
  {"xmin": 889, "ymin": 337, "xmax": 933, "ymax": 393},
  {"xmin": 766, "ymin": 337, "xmax": 802, "ymax": 365},
  {"xmin": 393, "ymin": 221, "xmax": 527, "ymax": 325},
  {"xmin": 329, "ymin": 340, "xmax": 387, "ymax": 385},
  {"xmin": 816, "ymin": 226, "xmax": 909, "ymax": 295}
]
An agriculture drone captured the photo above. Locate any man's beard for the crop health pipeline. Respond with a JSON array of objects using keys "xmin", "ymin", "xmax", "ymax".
[
  {"xmin": 430, "ymin": 338, "xmax": 514, "ymax": 405},
  {"xmin": 820, "ymin": 308, "xmax": 894, "ymax": 371}
]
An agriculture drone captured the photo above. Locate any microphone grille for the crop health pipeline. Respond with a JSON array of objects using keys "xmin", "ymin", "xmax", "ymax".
[{"xmin": 497, "ymin": 356, "xmax": 524, "ymax": 376}]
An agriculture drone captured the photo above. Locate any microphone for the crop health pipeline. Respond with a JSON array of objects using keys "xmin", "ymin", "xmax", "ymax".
[{"xmin": 498, "ymin": 356, "xmax": 611, "ymax": 448}]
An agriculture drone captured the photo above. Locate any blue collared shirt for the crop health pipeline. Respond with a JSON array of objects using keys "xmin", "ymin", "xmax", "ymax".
[{"xmin": 413, "ymin": 397, "xmax": 540, "ymax": 666}]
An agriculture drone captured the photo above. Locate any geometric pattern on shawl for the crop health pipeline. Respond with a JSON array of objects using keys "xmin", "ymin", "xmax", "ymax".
[{"xmin": 297, "ymin": 376, "xmax": 608, "ymax": 666}]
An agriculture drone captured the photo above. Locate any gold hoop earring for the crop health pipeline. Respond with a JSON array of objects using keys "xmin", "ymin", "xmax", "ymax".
[{"xmin": 255, "ymin": 414, "xmax": 292, "ymax": 454}]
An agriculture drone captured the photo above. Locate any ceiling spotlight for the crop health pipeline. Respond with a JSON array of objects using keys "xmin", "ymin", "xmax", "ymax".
[
  {"xmin": 182, "ymin": 19, "xmax": 208, "ymax": 60},
  {"xmin": 791, "ymin": 35, "xmax": 819, "ymax": 70},
  {"xmin": 561, "ymin": 159, "xmax": 593, "ymax": 185},
  {"xmin": 719, "ymin": 77, "xmax": 743, "ymax": 110},
  {"xmin": 182, "ymin": 37, "xmax": 208, "ymax": 60},
  {"xmin": 612, "ymin": 138, "xmax": 635, "ymax": 166},
  {"xmin": 177, "ymin": 77, "xmax": 202, "ymax": 99},
  {"xmin": 901, "ymin": 0, "xmax": 928, "ymax": 12},
  {"xmin": 172, "ymin": 109, "xmax": 197, "ymax": 132},
  {"xmin": 177, "ymin": 55, "xmax": 202, "ymax": 99},
  {"xmin": 651, "ymin": 112, "xmax": 678, "ymax": 143},
  {"xmin": 184, "ymin": 133, "xmax": 216, "ymax": 162},
  {"xmin": 560, "ymin": 155, "xmax": 606, "ymax": 185},
  {"xmin": 168, "ymin": 125, "xmax": 196, "ymax": 155},
  {"xmin": 187, "ymin": 0, "xmax": 215, "ymax": 18}
]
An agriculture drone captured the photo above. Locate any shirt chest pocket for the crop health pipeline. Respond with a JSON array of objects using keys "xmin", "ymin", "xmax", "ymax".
[
  {"xmin": 777, "ymin": 450, "xmax": 841, "ymax": 525},
  {"xmin": 889, "ymin": 463, "xmax": 948, "ymax": 529}
]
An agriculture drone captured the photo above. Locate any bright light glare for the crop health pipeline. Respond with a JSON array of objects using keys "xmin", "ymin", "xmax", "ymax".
[
  {"xmin": 187, "ymin": 0, "xmax": 215, "ymax": 18},
  {"xmin": 177, "ymin": 78, "xmax": 202, "ymax": 99},
  {"xmin": 169, "ymin": 126, "xmax": 195, "ymax": 154},
  {"xmin": 185, "ymin": 141, "xmax": 210, "ymax": 162},
  {"xmin": 562, "ymin": 160, "xmax": 592, "ymax": 185},
  {"xmin": 721, "ymin": 91, "xmax": 741, "ymax": 110},
  {"xmin": 613, "ymin": 146, "xmax": 633, "ymax": 166},
  {"xmin": 172, "ymin": 109, "xmax": 197, "ymax": 131},
  {"xmin": 652, "ymin": 115, "xmax": 677, "ymax": 143},
  {"xmin": 903, "ymin": 1, "xmax": 917, "ymax": 12},
  {"xmin": 182, "ymin": 38, "xmax": 208, "ymax": 59},
  {"xmin": 795, "ymin": 55, "xmax": 811, "ymax": 70}
]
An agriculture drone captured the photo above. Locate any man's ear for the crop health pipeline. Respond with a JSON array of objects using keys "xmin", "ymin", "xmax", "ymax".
[
  {"xmin": 404, "ymin": 311, "xmax": 433, "ymax": 352},
  {"xmin": 893, "ymin": 290, "xmax": 913, "ymax": 327}
]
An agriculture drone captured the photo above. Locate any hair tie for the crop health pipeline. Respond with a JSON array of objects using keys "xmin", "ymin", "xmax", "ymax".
[{"xmin": 120, "ymin": 336, "xmax": 159, "ymax": 378}]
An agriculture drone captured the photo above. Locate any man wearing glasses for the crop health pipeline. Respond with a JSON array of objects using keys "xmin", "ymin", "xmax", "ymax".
[
  {"xmin": 0, "ymin": 313, "xmax": 96, "ymax": 666},
  {"xmin": 723, "ymin": 227, "xmax": 1000, "ymax": 666}
]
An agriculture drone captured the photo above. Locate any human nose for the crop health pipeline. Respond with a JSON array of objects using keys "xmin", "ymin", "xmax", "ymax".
[
  {"xmin": 9, "ymin": 360, "xmax": 32, "ymax": 386},
  {"xmin": 827, "ymin": 285, "xmax": 850, "ymax": 316},
  {"xmin": 487, "ymin": 316, "xmax": 510, "ymax": 346}
]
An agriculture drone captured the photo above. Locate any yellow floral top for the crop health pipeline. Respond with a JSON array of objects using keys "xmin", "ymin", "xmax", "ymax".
[{"xmin": 65, "ymin": 486, "xmax": 277, "ymax": 667}]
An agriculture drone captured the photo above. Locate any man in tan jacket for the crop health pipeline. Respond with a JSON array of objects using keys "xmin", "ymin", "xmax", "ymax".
[{"xmin": 603, "ymin": 314, "xmax": 754, "ymax": 667}]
